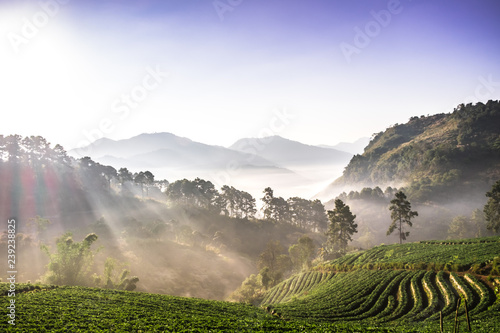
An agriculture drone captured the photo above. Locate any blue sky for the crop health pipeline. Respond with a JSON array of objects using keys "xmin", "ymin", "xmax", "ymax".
[{"xmin": 1, "ymin": 0, "xmax": 499, "ymax": 150}]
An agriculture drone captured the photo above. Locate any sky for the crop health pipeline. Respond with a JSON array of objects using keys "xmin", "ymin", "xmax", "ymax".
[{"xmin": 1, "ymin": 0, "xmax": 500, "ymax": 151}]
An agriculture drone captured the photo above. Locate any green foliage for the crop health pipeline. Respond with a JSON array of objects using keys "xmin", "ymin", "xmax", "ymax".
[
  {"xmin": 166, "ymin": 178, "xmax": 219, "ymax": 211},
  {"xmin": 288, "ymin": 236, "xmax": 316, "ymax": 272},
  {"xmin": 338, "ymin": 100, "xmax": 500, "ymax": 203},
  {"xmin": 484, "ymin": 179, "xmax": 500, "ymax": 233},
  {"xmin": 318, "ymin": 236, "xmax": 500, "ymax": 273},
  {"xmin": 2, "ymin": 283, "xmax": 455, "ymax": 332},
  {"xmin": 257, "ymin": 241, "xmax": 292, "ymax": 288},
  {"xmin": 261, "ymin": 188, "xmax": 328, "ymax": 231},
  {"xmin": 261, "ymin": 187, "xmax": 290, "ymax": 223},
  {"xmin": 266, "ymin": 269, "xmax": 498, "ymax": 329},
  {"xmin": 324, "ymin": 199, "xmax": 358, "ymax": 256},
  {"xmin": 387, "ymin": 191, "xmax": 418, "ymax": 244},
  {"xmin": 228, "ymin": 273, "xmax": 264, "ymax": 305},
  {"xmin": 40, "ymin": 233, "xmax": 99, "ymax": 286},
  {"xmin": 218, "ymin": 185, "xmax": 256, "ymax": 219},
  {"xmin": 93, "ymin": 257, "xmax": 139, "ymax": 291}
]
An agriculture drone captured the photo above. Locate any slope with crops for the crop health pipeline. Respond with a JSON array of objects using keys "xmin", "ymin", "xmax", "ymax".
[
  {"xmin": 1, "ymin": 283, "xmax": 435, "ymax": 332},
  {"xmin": 261, "ymin": 236, "xmax": 500, "ymax": 331}
]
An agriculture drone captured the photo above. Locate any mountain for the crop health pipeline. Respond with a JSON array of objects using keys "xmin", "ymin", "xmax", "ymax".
[
  {"xmin": 318, "ymin": 137, "xmax": 370, "ymax": 155},
  {"xmin": 69, "ymin": 132, "xmax": 279, "ymax": 171},
  {"xmin": 318, "ymin": 100, "xmax": 500, "ymax": 202},
  {"xmin": 229, "ymin": 135, "xmax": 352, "ymax": 168}
]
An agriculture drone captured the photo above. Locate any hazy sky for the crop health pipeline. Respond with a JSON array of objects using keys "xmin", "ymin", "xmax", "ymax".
[{"xmin": 1, "ymin": 0, "xmax": 499, "ymax": 150}]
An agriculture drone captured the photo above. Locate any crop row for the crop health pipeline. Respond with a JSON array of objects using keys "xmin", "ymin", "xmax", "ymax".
[
  {"xmin": 2, "ymin": 284, "xmax": 442, "ymax": 332},
  {"xmin": 267, "ymin": 270, "xmax": 497, "ymax": 325},
  {"xmin": 261, "ymin": 271, "xmax": 334, "ymax": 305},
  {"xmin": 322, "ymin": 236, "xmax": 500, "ymax": 270}
]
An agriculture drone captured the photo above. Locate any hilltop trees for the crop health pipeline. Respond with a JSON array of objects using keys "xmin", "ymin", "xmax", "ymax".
[
  {"xmin": 218, "ymin": 185, "xmax": 257, "ymax": 219},
  {"xmin": 324, "ymin": 199, "xmax": 357, "ymax": 256},
  {"xmin": 166, "ymin": 178, "xmax": 220, "ymax": 210},
  {"xmin": 134, "ymin": 171, "xmax": 155, "ymax": 197},
  {"xmin": 261, "ymin": 187, "xmax": 290, "ymax": 223},
  {"xmin": 387, "ymin": 191, "xmax": 418, "ymax": 244},
  {"xmin": 484, "ymin": 180, "xmax": 500, "ymax": 233},
  {"xmin": 261, "ymin": 187, "xmax": 328, "ymax": 231}
]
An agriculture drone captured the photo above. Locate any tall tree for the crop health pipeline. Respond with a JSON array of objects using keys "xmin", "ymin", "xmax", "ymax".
[
  {"xmin": 484, "ymin": 180, "xmax": 500, "ymax": 233},
  {"xmin": 261, "ymin": 187, "xmax": 274, "ymax": 220},
  {"xmin": 324, "ymin": 199, "xmax": 358, "ymax": 256},
  {"xmin": 387, "ymin": 191, "xmax": 418, "ymax": 244},
  {"xmin": 118, "ymin": 167, "xmax": 133, "ymax": 185},
  {"xmin": 310, "ymin": 199, "xmax": 328, "ymax": 232},
  {"xmin": 134, "ymin": 172, "xmax": 147, "ymax": 198},
  {"xmin": 261, "ymin": 187, "xmax": 289, "ymax": 223},
  {"xmin": 143, "ymin": 171, "xmax": 155, "ymax": 197}
]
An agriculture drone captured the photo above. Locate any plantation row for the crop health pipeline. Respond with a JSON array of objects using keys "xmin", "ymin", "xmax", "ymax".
[
  {"xmin": 264, "ymin": 270, "xmax": 499, "ymax": 327},
  {"xmin": 322, "ymin": 236, "xmax": 500, "ymax": 270},
  {"xmin": 420, "ymin": 236, "xmax": 500, "ymax": 245},
  {"xmin": 260, "ymin": 271, "xmax": 334, "ymax": 305},
  {"xmin": 1, "ymin": 284, "xmax": 435, "ymax": 332}
]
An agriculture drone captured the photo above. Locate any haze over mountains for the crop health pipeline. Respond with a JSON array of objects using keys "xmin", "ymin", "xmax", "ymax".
[
  {"xmin": 318, "ymin": 137, "xmax": 370, "ymax": 155},
  {"xmin": 69, "ymin": 133, "xmax": 356, "ymax": 199},
  {"xmin": 230, "ymin": 136, "xmax": 352, "ymax": 167}
]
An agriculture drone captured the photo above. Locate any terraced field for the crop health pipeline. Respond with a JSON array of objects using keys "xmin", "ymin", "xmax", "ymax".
[
  {"xmin": 0, "ymin": 284, "xmax": 426, "ymax": 332},
  {"xmin": 321, "ymin": 236, "xmax": 500, "ymax": 271},
  {"xmin": 260, "ymin": 237, "xmax": 500, "ymax": 331},
  {"xmin": 261, "ymin": 271, "xmax": 335, "ymax": 305},
  {"xmin": 263, "ymin": 270, "xmax": 499, "ymax": 330},
  {"xmin": 1, "ymin": 236, "xmax": 498, "ymax": 331}
]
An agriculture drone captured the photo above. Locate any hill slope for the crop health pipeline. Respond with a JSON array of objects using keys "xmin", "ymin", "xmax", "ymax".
[
  {"xmin": 260, "ymin": 236, "xmax": 500, "ymax": 331},
  {"xmin": 319, "ymin": 100, "xmax": 500, "ymax": 202},
  {"xmin": 1, "ymin": 237, "xmax": 498, "ymax": 332},
  {"xmin": 0, "ymin": 284, "xmax": 407, "ymax": 332}
]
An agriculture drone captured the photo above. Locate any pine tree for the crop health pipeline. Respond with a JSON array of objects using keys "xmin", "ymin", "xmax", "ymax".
[
  {"xmin": 325, "ymin": 199, "xmax": 357, "ymax": 256},
  {"xmin": 387, "ymin": 191, "xmax": 418, "ymax": 244}
]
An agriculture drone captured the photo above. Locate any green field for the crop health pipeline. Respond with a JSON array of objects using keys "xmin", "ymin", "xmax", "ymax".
[
  {"xmin": 1, "ymin": 284, "xmax": 428, "ymax": 332},
  {"xmin": 1, "ymin": 236, "xmax": 499, "ymax": 332},
  {"xmin": 317, "ymin": 236, "xmax": 500, "ymax": 271}
]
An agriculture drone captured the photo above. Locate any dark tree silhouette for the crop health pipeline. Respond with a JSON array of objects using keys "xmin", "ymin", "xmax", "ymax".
[{"xmin": 387, "ymin": 191, "xmax": 418, "ymax": 244}]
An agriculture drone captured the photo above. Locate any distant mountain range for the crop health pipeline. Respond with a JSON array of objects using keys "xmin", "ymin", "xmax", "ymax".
[
  {"xmin": 69, "ymin": 133, "xmax": 359, "ymax": 199},
  {"xmin": 318, "ymin": 137, "xmax": 370, "ymax": 155},
  {"xmin": 229, "ymin": 136, "xmax": 352, "ymax": 168},
  {"xmin": 70, "ymin": 133, "xmax": 355, "ymax": 171},
  {"xmin": 69, "ymin": 133, "xmax": 277, "ymax": 170},
  {"xmin": 317, "ymin": 100, "xmax": 500, "ymax": 203}
]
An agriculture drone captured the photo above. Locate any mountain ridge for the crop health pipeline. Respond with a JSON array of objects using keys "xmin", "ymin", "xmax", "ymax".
[
  {"xmin": 229, "ymin": 135, "xmax": 353, "ymax": 167},
  {"xmin": 317, "ymin": 100, "xmax": 500, "ymax": 202}
]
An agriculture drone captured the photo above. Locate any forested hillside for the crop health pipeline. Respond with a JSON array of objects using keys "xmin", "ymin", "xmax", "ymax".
[
  {"xmin": 322, "ymin": 100, "xmax": 500, "ymax": 203},
  {"xmin": 0, "ymin": 134, "xmax": 326, "ymax": 300}
]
